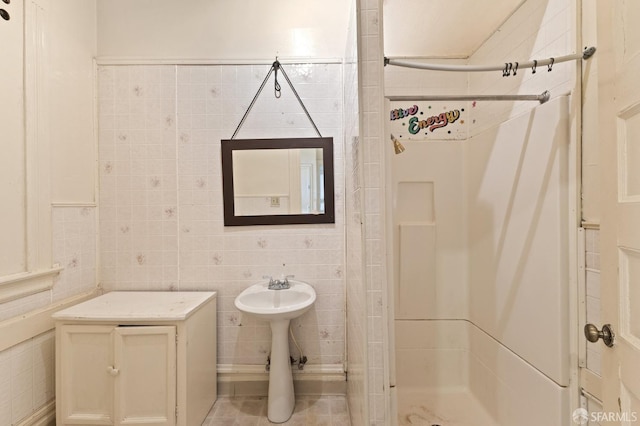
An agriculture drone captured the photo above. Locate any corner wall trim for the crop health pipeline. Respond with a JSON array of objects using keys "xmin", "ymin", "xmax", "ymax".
[
  {"xmin": 0, "ymin": 289, "xmax": 100, "ymax": 352},
  {"xmin": 0, "ymin": 266, "xmax": 63, "ymax": 303}
]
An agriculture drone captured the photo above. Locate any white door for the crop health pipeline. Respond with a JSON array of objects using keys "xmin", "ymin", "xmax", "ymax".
[
  {"xmin": 596, "ymin": 1, "xmax": 640, "ymax": 423},
  {"xmin": 114, "ymin": 326, "xmax": 176, "ymax": 426}
]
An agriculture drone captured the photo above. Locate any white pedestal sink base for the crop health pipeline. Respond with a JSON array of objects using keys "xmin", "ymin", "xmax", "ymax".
[
  {"xmin": 233, "ymin": 279, "xmax": 317, "ymax": 423},
  {"xmin": 267, "ymin": 319, "xmax": 295, "ymax": 423}
]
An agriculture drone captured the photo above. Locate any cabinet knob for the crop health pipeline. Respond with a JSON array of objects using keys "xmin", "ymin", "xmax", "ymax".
[{"xmin": 107, "ymin": 366, "xmax": 119, "ymax": 376}]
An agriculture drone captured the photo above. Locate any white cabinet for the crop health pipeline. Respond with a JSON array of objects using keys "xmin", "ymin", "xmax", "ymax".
[
  {"xmin": 57, "ymin": 324, "xmax": 177, "ymax": 425},
  {"xmin": 53, "ymin": 292, "xmax": 217, "ymax": 426}
]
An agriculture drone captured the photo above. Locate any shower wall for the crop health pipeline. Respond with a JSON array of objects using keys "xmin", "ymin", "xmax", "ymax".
[
  {"xmin": 468, "ymin": 0, "xmax": 578, "ymax": 136},
  {"xmin": 464, "ymin": 1, "xmax": 578, "ymax": 420},
  {"xmin": 466, "ymin": 97, "xmax": 570, "ymax": 385},
  {"xmin": 465, "ymin": 97, "xmax": 571, "ymax": 424},
  {"xmin": 389, "ymin": 139, "xmax": 467, "ymax": 321}
]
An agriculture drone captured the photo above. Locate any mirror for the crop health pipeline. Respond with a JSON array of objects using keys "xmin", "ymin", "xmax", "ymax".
[{"xmin": 221, "ymin": 137, "xmax": 335, "ymax": 226}]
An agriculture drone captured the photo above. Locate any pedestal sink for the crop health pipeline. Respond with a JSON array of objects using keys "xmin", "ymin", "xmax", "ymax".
[{"xmin": 234, "ymin": 278, "xmax": 316, "ymax": 423}]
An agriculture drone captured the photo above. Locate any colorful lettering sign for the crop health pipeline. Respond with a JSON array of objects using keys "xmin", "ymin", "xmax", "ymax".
[
  {"xmin": 388, "ymin": 102, "xmax": 466, "ymax": 141},
  {"xmin": 390, "ymin": 105, "xmax": 419, "ymax": 121},
  {"xmin": 408, "ymin": 110, "xmax": 460, "ymax": 134}
]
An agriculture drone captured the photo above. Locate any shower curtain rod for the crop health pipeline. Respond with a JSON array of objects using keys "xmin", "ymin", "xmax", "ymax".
[
  {"xmin": 385, "ymin": 47, "xmax": 596, "ymax": 73},
  {"xmin": 387, "ymin": 91, "xmax": 550, "ymax": 104}
]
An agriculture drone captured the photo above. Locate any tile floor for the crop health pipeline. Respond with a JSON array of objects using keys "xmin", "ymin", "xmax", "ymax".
[{"xmin": 203, "ymin": 395, "xmax": 351, "ymax": 425}]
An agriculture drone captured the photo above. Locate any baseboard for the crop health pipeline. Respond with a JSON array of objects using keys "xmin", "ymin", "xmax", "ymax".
[
  {"xmin": 16, "ymin": 400, "xmax": 56, "ymax": 426},
  {"xmin": 217, "ymin": 364, "xmax": 347, "ymax": 397}
]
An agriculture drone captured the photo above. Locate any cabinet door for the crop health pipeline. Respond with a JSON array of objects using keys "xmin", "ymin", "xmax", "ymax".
[
  {"xmin": 58, "ymin": 325, "xmax": 116, "ymax": 425},
  {"xmin": 114, "ymin": 326, "xmax": 176, "ymax": 426}
]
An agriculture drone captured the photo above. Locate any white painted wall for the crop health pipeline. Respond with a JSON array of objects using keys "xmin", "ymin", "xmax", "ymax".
[
  {"xmin": 0, "ymin": 0, "xmax": 27, "ymax": 276},
  {"xmin": 233, "ymin": 150, "xmax": 290, "ymax": 196},
  {"xmin": 0, "ymin": 1, "xmax": 98, "ymax": 424},
  {"xmin": 97, "ymin": 0, "xmax": 351, "ymax": 61},
  {"xmin": 0, "ymin": 0, "xmax": 98, "ymax": 314},
  {"xmin": 581, "ymin": 0, "xmax": 600, "ymax": 224},
  {"xmin": 50, "ymin": 0, "xmax": 97, "ymax": 203}
]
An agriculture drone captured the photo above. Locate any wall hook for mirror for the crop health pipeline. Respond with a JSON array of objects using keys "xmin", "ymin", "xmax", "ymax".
[
  {"xmin": 548, "ymin": 57, "xmax": 555, "ymax": 72},
  {"xmin": 230, "ymin": 57, "xmax": 322, "ymax": 139},
  {"xmin": 274, "ymin": 61, "xmax": 282, "ymax": 99}
]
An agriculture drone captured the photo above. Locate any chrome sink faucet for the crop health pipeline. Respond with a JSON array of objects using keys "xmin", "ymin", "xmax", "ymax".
[{"xmin": 264, "ymin": 275, "xmax": 294, "ymax": 290}]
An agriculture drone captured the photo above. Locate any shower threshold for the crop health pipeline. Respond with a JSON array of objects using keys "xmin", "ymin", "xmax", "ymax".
[{"xmin": 397, "ymin": 387, "xmax": 498, "ymax": 426}]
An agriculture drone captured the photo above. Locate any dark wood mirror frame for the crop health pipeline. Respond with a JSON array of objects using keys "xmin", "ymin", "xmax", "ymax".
[{"xmin": 221, "ymin": 137, "xmax": 335, "ymax": 226}]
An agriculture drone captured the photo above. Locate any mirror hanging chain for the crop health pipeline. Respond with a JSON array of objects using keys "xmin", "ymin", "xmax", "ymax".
[{"xmin": 231, "ymin": 58, "xmax": 323, "ymax": 139}]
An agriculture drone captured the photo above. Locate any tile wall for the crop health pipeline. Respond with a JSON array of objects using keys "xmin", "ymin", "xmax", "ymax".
[
  {"xmin": 0, "ymin": 332, "xmax": 55, "ymax": 425},
  {"xmin": 585, "ymin": 229, "xmax": 602, "ymax": 367},
  {"xmin": 344, "ymin": 1, "xmax": 367, "ymax": 424},
  {"xmin": 98, "ymin": 63, "xmax": 346, "ymax": 367},
  {"xmin": 51, "ymin": 207, "xmax": 98, "ymax": 301},
  {"xmin": 357, "ymin": 0, "xmax": 388, "ymax": 423},
  {"xmin": 584, "ymin": 228, "xmax": 602, "ymax": 424}
]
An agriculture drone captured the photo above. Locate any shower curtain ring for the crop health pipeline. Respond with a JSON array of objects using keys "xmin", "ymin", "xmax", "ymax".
[
  {"xmin": 513, "ymin": 62, "xmax": 519, "ymax": 76},
  {"xmin": 532, "ymin": 60, "xmax": 537, "ymax": 74},
  {"xmin": 503, "ymin": 63, "xmax": 513, "ymax": 77},
  {"xmin": 548, "ymin": 58, "xmax": 555, "ymax": 72}
]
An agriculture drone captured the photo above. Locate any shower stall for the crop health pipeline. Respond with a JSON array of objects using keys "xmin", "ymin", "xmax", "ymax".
[
  {"xmin": 386, "ymin": 95, "xmax": 573, "ymax": 425},
  {"xmin": 381, "ymin": 1, "xmax": 586, "ymax": 420}
]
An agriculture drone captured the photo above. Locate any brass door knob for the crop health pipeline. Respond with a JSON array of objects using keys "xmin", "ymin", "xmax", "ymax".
[{"xmin": 584, "ymin": 323, "xmax": 614, "ymax": 347}]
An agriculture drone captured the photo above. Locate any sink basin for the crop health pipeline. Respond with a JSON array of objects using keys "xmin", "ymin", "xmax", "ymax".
[
  {"xmin": 234, "ymin": 279, "xmax": 316, "ymax": 321},
  {"xmin": 234, "ymin": 278, "xmax": 316, "ymax": 423}
]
